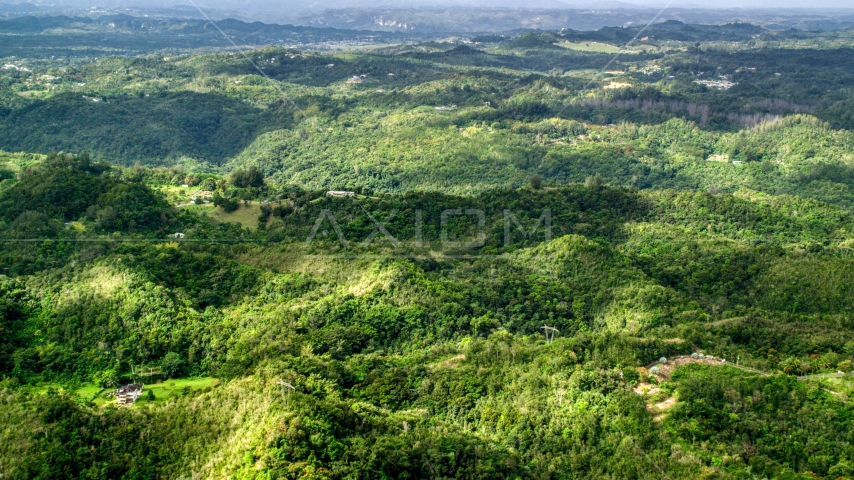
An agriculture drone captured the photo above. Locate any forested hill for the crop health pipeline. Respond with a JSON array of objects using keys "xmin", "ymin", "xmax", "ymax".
[
  {"xmin": 3, "ymin": 17, "xmax": 854, "ymax": 480},
  {"xmin": 0, "ymin": 154, "xmax": 173, "ymax": 236},
  {"xmin": 2, "ymin": 153, "xmax": 854, "ymax": 478},
  {"xmin": 2, "ymin": 24, "xmax": 854, "ymax": 209}
]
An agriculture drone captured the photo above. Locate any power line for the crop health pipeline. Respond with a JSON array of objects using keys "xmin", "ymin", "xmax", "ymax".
[{"xmin": 186, "ymin": 0, "xmax": 303, "ymax": 113}]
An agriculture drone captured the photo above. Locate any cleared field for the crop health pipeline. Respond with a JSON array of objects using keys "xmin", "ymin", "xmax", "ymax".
[
  {"xmin": 34, "ymin": 383, "xmax": 106, "ymax": 404},
  {"xmin": 209, "ymin": 202, "xmax": 263, "ymax": 229},
  {"xmin": 34, "ymin": 377, "xmax": 220, "ymax": 407},
  {"xmin": 154, "ymin": 185, "xmax": 198, "ymax": 204},
  {"xmin": 557, "ymin": 41, "xmax": 621, "ymax": 53},
  {"xmin": 182, "ymin": 201, "xmax": 263, "ymax": 229},
  {"xmin": 132, "ymin": 377, "xmax": 221, "ymax": 406},
  {"xmin": 76, "ymin": 384, "xmax": 105, "ymax": 399}
]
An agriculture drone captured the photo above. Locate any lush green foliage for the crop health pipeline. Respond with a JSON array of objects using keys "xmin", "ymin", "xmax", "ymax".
[
  {"xmin": 3, "ymin": 26, "xmax": 854, "ymax": 210},
  {"xmin": 3, "ymin": 19, "xmax": 854, "ymax": 480},
  {"xmin": 2, "ymin": 153, "xmax": 854, "ymax": 478},
  {"xmin": 0, "ymin": 154, "xmax": 172, "ymax": 233}
]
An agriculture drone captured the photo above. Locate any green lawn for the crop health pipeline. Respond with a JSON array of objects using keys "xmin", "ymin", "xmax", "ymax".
[
  {"xmin": 33, "ymin": 377, "xmax": 222, "ymax": 406},
  {"xmin": 76, "ymin": 384, "xmax": 105, "ymax": 399},
  {"xmin": 33, "ymin": 383, "xmax": 106, "ymax": 404},
  {"xmin": 130, "ymin": 377, "xmax": 221, "ymax": 406}
]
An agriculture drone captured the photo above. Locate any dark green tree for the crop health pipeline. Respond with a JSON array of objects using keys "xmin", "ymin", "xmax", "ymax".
[{"xmin": 160, "ymin": 352, "xmax": 185, "ymax": 378}]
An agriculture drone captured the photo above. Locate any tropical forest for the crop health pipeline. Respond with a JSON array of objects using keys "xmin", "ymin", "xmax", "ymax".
[{"xmin": 2, "ymin": 2, "xmax": 854, "ymax": 479}]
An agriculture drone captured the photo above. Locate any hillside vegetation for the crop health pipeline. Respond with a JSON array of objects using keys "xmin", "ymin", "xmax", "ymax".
[
  {"xmin": 2, "ymin": 25, "xmax": 854, "ymax": 209},
  {"xmin": 1, "ymin": 154, "xmax": 854, "ymax": 478},
  {"xmin": 3, "ymin": 19, "xmax": 854, "ymax": 480}
]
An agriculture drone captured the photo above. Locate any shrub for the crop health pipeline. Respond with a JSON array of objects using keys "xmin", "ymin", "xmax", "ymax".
[
  {"xmin": 622, "ymin": 368, "xmax": 640, "ymax": 385},
  {"xmin": 213, "ymin": 193, "xmax": 239, "ymax": 213}
]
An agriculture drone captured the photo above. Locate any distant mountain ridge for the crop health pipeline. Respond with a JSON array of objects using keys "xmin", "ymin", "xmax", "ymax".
[
  {"xmin": 4, "ymin": 2, "xmax": 854, "ymax": 32},
  {"xmin": 290, "ymin": 7, "xmax": 854, "ymax": 33}
]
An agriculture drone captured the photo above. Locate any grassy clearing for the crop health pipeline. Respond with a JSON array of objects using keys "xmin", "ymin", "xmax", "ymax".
[
  {"xmin": 210, "ymin": 202, "xmax": 262, "ymax": 229},
  {"xmin": 557, "ymin": 41, "xmax": 621, "ymax": 53},
  {"xmin": 0, "ymin": 150, "xmax": 42, "ymax": 172},
  {"xmin": 33, "ymin": 383, "xmax": 105, "ymax": 404},
  {"xmin": 131, "ymin": 377, "xmax": 221, "ymax": 406},
  {"xmin": 76, "ymin": 384, "xmax": 105, "ymax": 399},
  {"xmin": 80, "ymin": 385, "xmax": 113, "ymax": 406},
  {"xmin": 183, "ymin": 201, "xmax": 263, "ymax": 229},
  {"xmin": 154, "ymin": 184, "xmax": 199, "ymax": 205},
  {"xmin": 182, "ymin": 203, "xmax": 215, "ymax": 214},
  {"xmin": 814, "ymin": 375, "xmax": 854, "ymax": 388},
  {"xmin": 33, "ymin": 378, "xmax": 221, "ymax": 407},
  {"xmin": 66, "ymin": 221, "xmax": 86, "ymax": 233}
]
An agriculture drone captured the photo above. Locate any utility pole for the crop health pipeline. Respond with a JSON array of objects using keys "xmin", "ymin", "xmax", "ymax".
[
  {"xmin": 276, "ymin": 380, "xmax": 295, "ymax": 405},
  {"xmin": 541, "ymin": 325, "xmax": 559, "ymax": 345}
]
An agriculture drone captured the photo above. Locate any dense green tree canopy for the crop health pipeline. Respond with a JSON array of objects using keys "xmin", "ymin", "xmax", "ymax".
[{"xmin": 3, "ymin": 19, "xmax": 854, "ymax": 480}]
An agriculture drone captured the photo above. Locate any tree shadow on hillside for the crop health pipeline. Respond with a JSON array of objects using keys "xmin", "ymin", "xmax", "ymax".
[{"xmin": 0, "ymin": 91, "xmax": 294, "ymax": 166}]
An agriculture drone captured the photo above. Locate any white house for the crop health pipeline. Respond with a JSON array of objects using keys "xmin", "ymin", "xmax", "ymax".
[
  {"xmin": 116, "ymin": 384, "xmax": 143, "ymax": 404},
  {"xmin": 326, "ymin": 191, "xmax": 355, "ymax": 197}
]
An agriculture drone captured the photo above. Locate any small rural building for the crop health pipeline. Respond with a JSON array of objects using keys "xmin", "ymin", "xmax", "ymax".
[
  {"xmin": 116, "ymin": 384, "xmax": 143, "ymax": 404},
  {"xmin": 326, "ymin": 191, "xmax": 355, "ymax": 197},
  {"xmin": 173, "ymin": 232, "xmax": 186, "ymax": 239}
]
